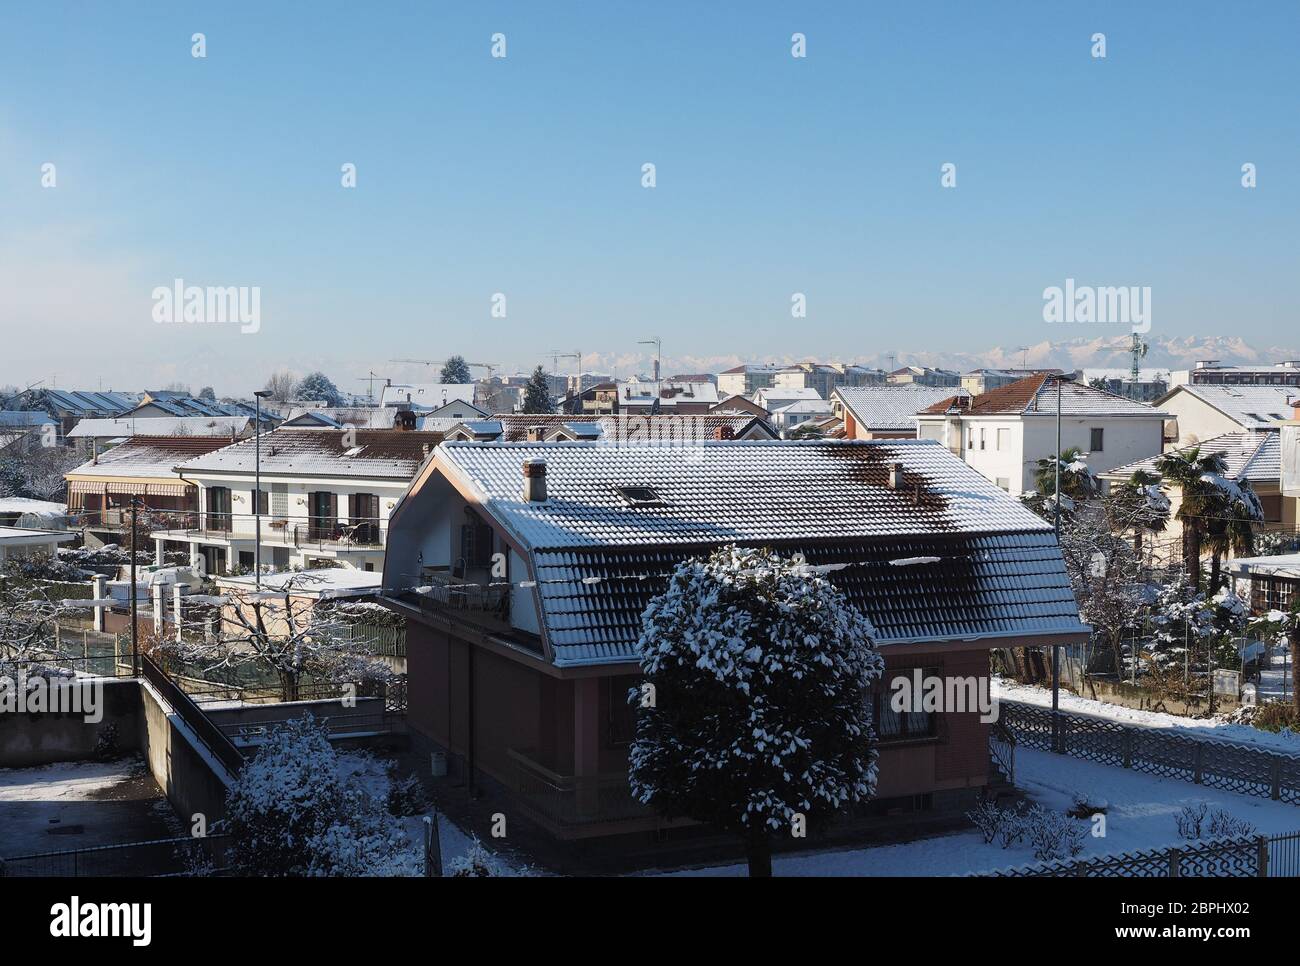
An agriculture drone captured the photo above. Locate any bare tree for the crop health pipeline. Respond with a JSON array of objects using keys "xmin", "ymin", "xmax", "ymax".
[{"xmin": 263, "ymin": 370, "xmax": 298, "ymax": 405}]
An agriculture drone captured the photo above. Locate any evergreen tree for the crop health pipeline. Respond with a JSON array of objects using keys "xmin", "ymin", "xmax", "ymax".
[
  {"xmin": 439, "ymin": 355, "xmax": 472, "ymax": 384},
  {"xmin": 629, "ymin": 545, "xmax": 883, "ymax": 877},
  {"xmin": 522, "ymin": 366, "xmax": 554, "ymax": 414},
  {"xmin": 295, "ymin": 371, "xmax": 345, "ymax": 407}
]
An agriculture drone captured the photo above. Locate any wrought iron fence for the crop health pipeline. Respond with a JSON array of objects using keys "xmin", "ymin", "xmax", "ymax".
[
  {"xmin": 0, "ymin": 834, "xmax": 231, "ymax": 877},
  {"xmin": 975, "ymin": 834, "xmax": 1269, "ymax": 877},
  {"xmin": 1000, "ymin": 700, "xmax": 1300, "ymax": 804}
]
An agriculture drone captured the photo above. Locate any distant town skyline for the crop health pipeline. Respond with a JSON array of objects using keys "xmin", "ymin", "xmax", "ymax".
[{"xmin": 2, "ymin": 1, "xmax": 1296, "ymax": 394}]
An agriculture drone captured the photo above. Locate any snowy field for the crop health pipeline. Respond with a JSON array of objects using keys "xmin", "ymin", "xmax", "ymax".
[
  {"xmin": 655, "ymin": 748, "xmax": 1300, "ymax": 877},
  {"xmin": 994, "ymin": 677, "xmax": 1300, "ymax": 753}
]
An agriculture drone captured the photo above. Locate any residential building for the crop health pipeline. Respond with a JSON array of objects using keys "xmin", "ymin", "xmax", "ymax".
[
  {"xmin": 769, "ymin": 399, "xmax": 834, "ymax": 434},
  {"xmin": 126, "ymin": 391, "xmax": 270, "ymax": 426},
  {"xmin": 561, "ymin": 382, "xmax": 619, "ymax": 416},
  {"xmin": 0, "ymin": 526, "xmax": 75, "ymax": 566},
  {"xmin": 752, "ymin": 386, "xmax": 823, "ymax": 412},
  {"xmin": 716, "ymin": 364, "xmax": 786, "ymax": 398},
  {"xmin": 148, "ymin": 428, "xmax": 442, "ymax": 575},
  {"xmin": 617, "ymin": 376, "xmax": 719, "ymax": 414},
  {"xmin": 888, "ymin": 366, "xmax": 960, "ymax": 388},
  {"xmin": 443, "ymin": 413, "xmax": 778, "ymax": 443},
  {"xmin": 915, "ymin": 374, "xmax": 1167, "ymax": 496},
  {"xmin": 24, "ymin": 389, "xmax": 138, "ymax": 440},
  {"xmin": 961, "ymin": 369, "xmax": 1065, "ymax": 396},
  {"xmin": 833, "ymin": 386, "xmax": 971, "ymax": 440},
  {"xmin": 773, "ymin": 363, "xmax": 887, "ymax": 398},
  {"xmin": 1101, "ymin": 431, "xmax": 1289, "ymax": 568},
  {"xmin": 64, "ymin": 436, "xmax": 237, "ymax": 536},
  {"xmin": 1154, "ymin": 384, "xmax": 1296, "ymax": 448},
  {"xmin": 1170, "ymin": 359, "xmax": 1300, "ymax": 388},
  {"xmin": 1079, "ymin": 368, "xmax": 1170, "ymax": 403},
  {"xmin": 708, "ymin": 394, "xmax": 770, "ymax": 418},
  {"xmin": 379, "ymin": 382, "xmax": 478, "ymax": 411},
  {"xmin": 66, "ymin": 415, "xmax": 252, "ymax": 454},
  {"xmin": 380, "ymin": 438, "xmax": 1087, "ymax": 840}
]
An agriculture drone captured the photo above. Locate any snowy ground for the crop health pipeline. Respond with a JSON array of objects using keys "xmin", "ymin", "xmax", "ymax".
[
  {"xmin": 654, "ymin": 747, "xmax": 1300, "ymax": 877},
  {"xmin": 994, "ymin": 677, "xmax": 1300, "ymax": 753}
]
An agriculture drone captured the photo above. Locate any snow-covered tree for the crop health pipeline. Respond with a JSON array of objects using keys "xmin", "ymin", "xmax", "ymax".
[
  {"xmin": 521, "ymin": 366, "xmax": 553, "ymax": 414},
  {"xmin": 438, "ymin": 355, "xmax": 472, "ymax": 384},
  {"xmin": 1033, "ymin": 447, "xmax": 1101, "ymax": 502},
  {"xmin": 262, "ymin": 369, "xmax": 297, "ymax": 404},
  {"xmin": 159, "ymin": 574, "xmax": 393, "ymax": 701},
  {"xmin": 295, "ymin": 371, "xmax": 345, "ymax": 407},
  {"xmin": 222, "ymin": 715, "xmax": 413, "ymax": 876},
  {"xmin": 628, "ymin": 545, "xmax": 884, "ymax": 877},
  {"xmin": 197, "ymin": 386, "xmax": 216, "ymax": 401},
  {"xmin": 1106, "ymin": 469, "xmax": 1170, "ymax": 558},
  {"xmin": 0, "ymin": 577, "xmax": 74, "ymax": 676}
]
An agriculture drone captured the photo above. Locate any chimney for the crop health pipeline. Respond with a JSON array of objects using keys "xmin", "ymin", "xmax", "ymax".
[
  {"xmin": 395, "ymin": 410, "xmax": 416, "ymax": 431},
  {"xmin": 523, "ymin": 457, "xmax": 547, "ymax": 502},
  {"xmin": 526, "ymin": 425, "xmax": 546, "ymax": 442},
  {"xmin": 421, "ymin": 443, "xmax": 431, "ymax": 458},
  {"xmin": 888, "ymin": 462, "xmax": 905, "ymax": 489},
  {"xmin": 713, "ymin": 424, "xmax": 735, "ymax": 440}
]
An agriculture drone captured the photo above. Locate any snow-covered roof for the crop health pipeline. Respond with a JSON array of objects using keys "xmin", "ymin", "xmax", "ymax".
[
  {"xmin": 920, "ymin": 374, "xmax": 1165, "ymax": 418},
  {"xmin": 1227, "ymin": 554, "xmax": 1300, "ymax": 579},
  {"xmin": 217, "ymin": 568, "xmax": 383, "ymax": 598},
  {"xmin": 1158, "ymin": 384, "xmax": 1297, "ymax": 430},
  {"xmin": 449, "ymin": 413, "xmax": 776, "ymax": 443},
  {"xmin": 0, "ymin": 526, "xmax": 76, "ymax": 545},
  {"xmin": 379, "ymin": 383, "xmax": 476, "ymax": 410},
  {"xmin": 67, "ymin": 415, "xmax": 249, "ymax": 438},
  {"xmin": 417, "ymin": 439, "xmax": 1087, "ymax": 666},
  {"xmin": 0, "ymin": 411, "xmax": 56, "ymax": 428},
  {"xmin": 834, "ymin": 386, "xmax": 969, "ymax": 430},
  {"xmin": 65, "ymin": 436, "xmax": 236, "ymax": 479},
  {"xmin": 1101, "ymin": 431, "xmax": 1280, "ymax": 483},
  {"xmin": 281, "ymin": 407, "xmax": 399, "ymax": 429},
  {"xmin": 174, "ymin": 428, "xmax": 443, "ymax": 480}
]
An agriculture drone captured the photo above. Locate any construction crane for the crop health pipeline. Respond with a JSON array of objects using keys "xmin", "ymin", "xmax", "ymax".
[
  {"xmin": 550, "ymin": 350, "xmax": 583, "ymax": 407},
  {"xmin": 1129, "ymin": 332, "xmax": 1148, "ymax": 386},
  {"xmin": 388, "ymin": 359, "xmax": 500, "ymax": 378}
]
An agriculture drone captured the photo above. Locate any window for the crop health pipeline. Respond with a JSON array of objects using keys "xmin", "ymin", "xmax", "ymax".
[
  {"xmin": 252, "ymin": 489, "xmax": 268, "ymax": 515},
  {"xmin": 979, "ymin": 428, "xmax": 986, "ymax": 450},
  {"xmin": 615, "ymin": 485, "xmax": 665, "ymax": 506},
  {"xmin": 870, "ymin": 668, "xmax": 939, "ymax": 742},
  {"xmin": 995, "ymin": 477, "xmax": 1010, "ymax": 491},
  {"xmin": 348, "ymin": 493, "xmax": 381, "ymax": 544},
  {"xmin": 996, "ymin": 428, "xmax": 1009, "ymax": 451},
  {"xmin": 1090, "ymin": 428, "xmax": 1104, "ymax": 452},
  {"xmin": 307, "ymin": 491, "xmax": 337, "ymax": 540}
]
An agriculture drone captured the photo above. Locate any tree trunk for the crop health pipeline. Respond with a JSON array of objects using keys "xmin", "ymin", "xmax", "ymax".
[
  {"xmin": 1209, "ymin": 550, "xmax": 1222, "ymax": 595},
  {"xmin": 1186, "ymin": 527, "xmax": 1201, "ymax": 591},
  {"xmin": 1134, "ymin": 529, "xmax": 1143, "ymax": 556},
  {"xmin": 1292, "ymin": 632, "xmax": 1300, "ymax": 716},
  {"xmin": 746, "ymin": 828, "xmax": 773, "ymax": 878}
]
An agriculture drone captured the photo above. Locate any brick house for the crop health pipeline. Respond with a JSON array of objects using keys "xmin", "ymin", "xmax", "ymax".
[{"xmin": 381, "ymin": 439, "xmax": 1088, "ymax": 841}]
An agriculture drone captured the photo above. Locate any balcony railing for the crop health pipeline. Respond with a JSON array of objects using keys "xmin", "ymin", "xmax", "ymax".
[
  {"xmin": 507, "ymin": 749, "xmax": 650, "ymax": 830},
  {"xmin": 415, "ymin": 571, "xmax": 511, "ymax": 619},
  {"xmin": 153, "ymin": 516, "xmax": 387, "ymax": 552}
]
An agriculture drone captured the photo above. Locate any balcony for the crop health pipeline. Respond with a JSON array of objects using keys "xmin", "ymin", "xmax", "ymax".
[
  {"xmin": 507, "ymin": 749, "xmax": 652, "ymax": 836},
  {"xmin": 412, "ymin": 570, "xmax": 510, "ymax": 619},
  {"xmin": 152, "ymin": 515, "xmax": 387, "ymax": 553}
]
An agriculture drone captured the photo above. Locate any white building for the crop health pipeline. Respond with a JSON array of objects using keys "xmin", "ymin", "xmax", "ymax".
[
  {"xmin": 379, "ymin": 382, "xmax": 477, "ymax": 411},
  {"xmin": 0, "ymin": 526, "xmax": 75, "ymax": 566},
  {"xmin": 150, "ymin": 428, "xmax": 441, "ymax": 575},
  {"xmin": 1154, "ymin": 384, "xmax": 1296, "ymax": 448},
  {"xmin": 914, "ymin": 374, "xmax": 1167, "ymax": 496}
]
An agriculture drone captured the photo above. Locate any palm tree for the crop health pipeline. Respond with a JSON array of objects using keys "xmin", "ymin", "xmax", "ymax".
[
  {"xmin": 1034, "ymin": 447, "xmax": 1100, "ymax": 501},
  {"xmin": 1107, "ymin": 469, "xmax": 1170, "ymax": 557},
  {"xmin": 1154, "ymin": 447, "xmax": 1229, "ymax": 591},
  {"xmin": 1206, "ymin": 479, "xmax": 1263, "ymax": 593}
]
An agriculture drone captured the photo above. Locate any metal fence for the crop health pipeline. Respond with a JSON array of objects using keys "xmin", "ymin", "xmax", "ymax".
[
  {"xmin": 1000, "ymin": 700, "xmax": 1300, "ymax": 803},
  {"xmin": 975, "ymin": 834, "xmax": 1275, "ymax": 877},
  {"xmin": 0, "ymin": 834, "xmax": 231, "ymax": 877}
]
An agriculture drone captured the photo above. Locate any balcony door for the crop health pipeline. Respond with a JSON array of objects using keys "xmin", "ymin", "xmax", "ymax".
[
  {"xmin": 348, "ymin": 493, "xmax": 380, "ymax": 545},
  {"xmin": 307, "ymin": 491, "xmax": 337, "ymax": 540},
  {"xmin": 205, "ymin": 486, "xmax": 232, "ymax": 532}
]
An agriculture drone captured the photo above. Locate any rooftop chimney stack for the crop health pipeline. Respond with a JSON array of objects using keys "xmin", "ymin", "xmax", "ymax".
[
  {"xmin": 888, "ymin": 462, "xmax": 905, "ymax": 489},
  {"xmin": 523, "ymin": 457, "xmax": 548, "ymax": 503}
]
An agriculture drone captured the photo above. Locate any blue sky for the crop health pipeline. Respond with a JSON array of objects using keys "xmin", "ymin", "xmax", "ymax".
[{"xmin": 1, "ymin": 1, "xmax": 1296, "ymax": 395}]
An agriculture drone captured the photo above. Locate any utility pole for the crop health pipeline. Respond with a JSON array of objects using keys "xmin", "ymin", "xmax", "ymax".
[
  {"xmin": 253, "ymin": 391, "xmax": 271, "ymax": 587},
  {"xmin": 1051, "ymin": 374, "xmax": 1062, "ymax": 753},
  {"xmin": 639, "ymin": 337, "xmax": 662, "ymax": 406},
  {"xmin": 130, "ymin": 497, "xmax": 139, "ymax": 675}
]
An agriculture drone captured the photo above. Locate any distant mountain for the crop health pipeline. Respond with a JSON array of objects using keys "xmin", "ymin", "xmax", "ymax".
[{"xmin": 586, "ymin": 335, "xmax": 1300, "ymax": 380}]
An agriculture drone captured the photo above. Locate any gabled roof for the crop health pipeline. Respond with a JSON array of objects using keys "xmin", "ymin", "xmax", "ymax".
[
  {"xmin": 379, "ymin": 383, "xmax": 476, "ymax": 410},
  {"xmin": 1100, "ymin": 431, "xmax": 1280, "ymax": 484},
  {"xmin": 281, "ymin": 407, "xmax": 399, "ymax": 429},
  {"xmin": 174, "ymin": 429, "xmax": 443, "ymax": 479},
  {"xmin": 0, "ymin": 411, "xmax": 56, "ymax": 428},
  {"xmin": 920, "ymin": 374, "xmax": 1164, "ymax": 417},
  {"xmin": 834, "ymin": 386, "xmax": 970, "ymax": 431},
  {"xmin": 447, "ymin": 413, "xmax": 777, "ymax": 443},
  {"xmin": 417, "ymin": 439, "xmax": 1085, "ymax": 666},
  {"xmin": 41, "ymin": 389, "xmax": 138, "ymax": 416},
  {"xmin": 1156, "ymin": 384, "xmax": 1296, "ymax": 430},
  {"xmin": 66, "ymin": 436, "xmax": 235, "ymax": 479},
  {"xmin": 67, "ymin": 416, "xmax": 249, "ymax": 439}
]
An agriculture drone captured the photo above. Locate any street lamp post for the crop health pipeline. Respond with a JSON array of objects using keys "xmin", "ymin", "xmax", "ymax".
[{"xmin": 253, "ymin": 390, "xmax": 272, "ymax": 590}]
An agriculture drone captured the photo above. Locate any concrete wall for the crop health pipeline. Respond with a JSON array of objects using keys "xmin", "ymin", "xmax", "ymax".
[
  {"xmin": 0, "ymin": 678, "xmax": 141, "ymax": 766},
  {"xmin": 136, "ymin": 680, "xmax": 233, "ymax": 826}
]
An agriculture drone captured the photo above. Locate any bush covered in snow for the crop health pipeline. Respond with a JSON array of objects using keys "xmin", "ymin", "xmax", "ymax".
[
  {"xmin": 1175, "ymin": 802, "xmax": 1208, "ymax": 839},
  {"xmin": 1177, "ymin": 802, "xmax": 1255, "ymax": 840},
  {"xmin": 385, "ymin": 773, "xmax": 428, "ymax": 817},
  {"xmin": 448, "ymin": 837, "xmax": 502, "ymax": 877},
  {"xmin": 628, "ymin": 545, "xmax": 884, "ymax": 876},
  {"xmin": 1021, "ymin": 804, "xmax": 1086, "ymax": 861},
  {"xmin": 223, "ymin": 715, "xmax": 412, "ymax": 876}
]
